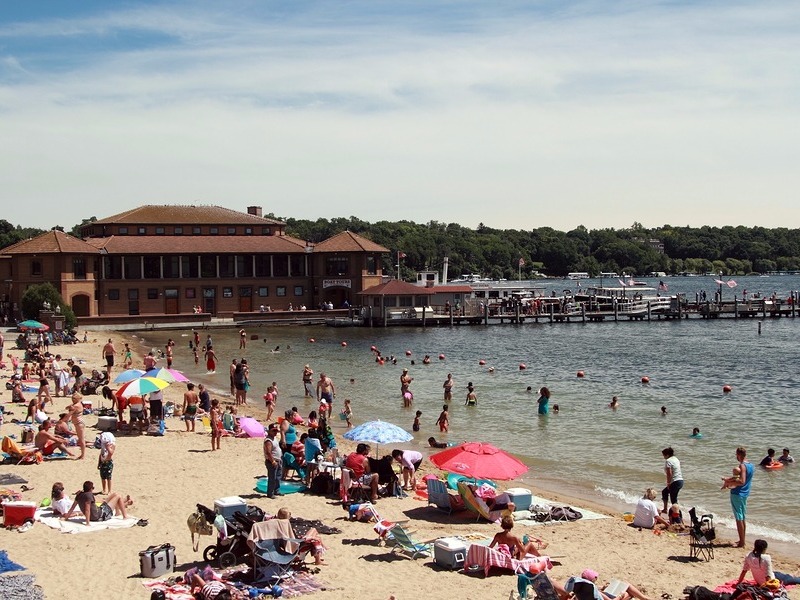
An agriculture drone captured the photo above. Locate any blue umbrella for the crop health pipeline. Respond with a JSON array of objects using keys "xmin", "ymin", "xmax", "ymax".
[
  {"xmin": 343, "ymin": 420, "xmax": 413, "ymax": 454},
  {"xmin": 113, "ymin": 369, "xmax": 146, "ymax": 384}
]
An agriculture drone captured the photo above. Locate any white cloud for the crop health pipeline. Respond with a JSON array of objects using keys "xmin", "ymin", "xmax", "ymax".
[{"xmin": 0, "ymin": 1, "xmax": 798, "ymax": 230}]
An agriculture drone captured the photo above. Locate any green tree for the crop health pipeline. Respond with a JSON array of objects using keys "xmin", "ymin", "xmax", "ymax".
[{"xmin": 20, "ymin": 283, "xmax": 77, "ymax": 329}]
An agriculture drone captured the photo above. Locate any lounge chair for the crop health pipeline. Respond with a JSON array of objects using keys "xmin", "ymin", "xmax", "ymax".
[
  {"xmin": 464, "ymin": 542, "xmax": 552, "ymax": 577},
  {"xmin": 386, "ymin": 524, "xmax": 433, "ymax": 559},
  {"xmin": 282, "ymin": 452, "xmax": 307, "ymax": 482},
  {"xmin": 688, "ymin": 507, "xmax": 715, "ymax": 561},
  {"xmin": 457, "ymin": 481, "xmax": 508, "ymax": 523},
  {"xmin": 246, "ymin": 519, "xmax": 306, "ymax": 584},
  {"xmin": 516, "ymin": 572, "xmax": 561, "ymax": 600},
  {"xmin": 427, "ymin": 478, "xmax": 463, "ymax": 514}
]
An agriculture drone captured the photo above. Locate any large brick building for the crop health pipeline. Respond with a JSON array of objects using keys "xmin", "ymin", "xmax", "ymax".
[{"xmin": 0, "ymin": 205, "xmax": 388, "ymax": 321}]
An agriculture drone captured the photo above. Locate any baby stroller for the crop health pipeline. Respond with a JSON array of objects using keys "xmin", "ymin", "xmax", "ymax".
[
  {"xmin": 198, "ymin": 503, "xmax": 264, "ymax": 568},
  {"xmin": 81, "ymin": 369, "xmax": 109, "ymax": 395}
]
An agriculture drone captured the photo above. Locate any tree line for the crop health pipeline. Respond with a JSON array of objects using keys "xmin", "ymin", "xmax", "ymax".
[{"xmin": 3, "ymin": 217, "xmax": 800, "ymax": 280}]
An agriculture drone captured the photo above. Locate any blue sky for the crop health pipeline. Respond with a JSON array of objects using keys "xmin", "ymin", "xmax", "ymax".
[{"xmin": 1, "ymin": 1, "xmax": 798, "ymax": 231}]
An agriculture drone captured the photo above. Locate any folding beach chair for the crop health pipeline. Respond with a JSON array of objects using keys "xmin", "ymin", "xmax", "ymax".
[
  {"xmin": 386, "ymin": 523, "xmax": 433, "ymax": 559},
  {"xmin": 516, "ymin": 571, "xmax": 561, "ymax": 600},
  {"xmin": 688, "ymin": 507, "xmax": 715, "ymax": 561},
  {"xmin": 247, "ymin": 519, "xmax": 306, "ymax": 584},
  {"xmin": 427, "ymin": 478, "xmax": 458, "ymax": 514},
  {"xmin": 457, "ymin": 481, "xmax": 506, "ymax": 523}
]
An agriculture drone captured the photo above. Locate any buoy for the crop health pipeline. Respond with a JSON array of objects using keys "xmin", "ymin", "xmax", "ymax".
[
  {"xmin": 519, "ymin": 363, "xmax": 526, "ymax": 370},
  {"xmin": 370, "ymin": 345, "xmax": 377, "ymax": 352},
  {"xmin": 479, "ymin": 359, "xmax": 486, "ymax": 366},
  {"xmin": 723, "ymin": 385, "xmax": 732, "ymax": 393},
  {"xmin": 308, "ymin": 338, "xmax": 315, "ymax": 343},
  {"xmin": 641, "ymin": 376, "xmax": 650, "ymax": 384},
  {"xmin": 438, "ymin": 354, "xmax": 445, "ymax": 360},
  {"xmin": 378, "ymin": 359, "xmax": 385, "ymax": 365},
  {"xmin": 341, "ymin": 341, "xmax": 347, "ymax": 347},
  {"xmin": 577, "ymin": 371, "xmax": 585, "ymax": 378},
  {"xmin": 405, "ymin": 350, "xmax": 412, "ymax": 356}
]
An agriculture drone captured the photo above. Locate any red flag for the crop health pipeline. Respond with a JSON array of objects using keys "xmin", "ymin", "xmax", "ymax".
[
  {"xmin": 398, "ymin": 251, "xmax": 407, "ymax": 259},
  {"xmin": 518, "ymin": 257, "xmax": 525, "ymax": 267}
]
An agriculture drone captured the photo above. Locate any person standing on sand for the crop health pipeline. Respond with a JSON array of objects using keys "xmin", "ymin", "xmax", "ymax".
[
  {"xmin": 183, "ymin": 383, "xmax": 199, "ymax": 432},
  {"xmin": 210, "ymin": 398, "xmax": 222, "ymax": 451},
  {"xmin": 316, "ymin": 372, "xmax": 335, "ymax": 419},
  {"xmin": 122, "ymin": 343, "xmax": 133, "ymax": 369},
  {"xmin": 98, "ymin": 431, "xmax": 116, "ymax": 493},
  {"xmin": 233, "ymin": 360, "xmax": 247, "ymax": 405},
  {"xmin": 721, "ymin": 446, "xmax": 754, "ymax": 548},
  {"xmin": 661, "ymin": 447, "xmax": 684, "ymax": 513},
  {"xmin": 67, "ymin": 393, "xmax": 86, "ymax": 459},
  {"xmin": 143, "ymin": 351, "xmax": 157, "ymax": 371},
  {"xmin": 164, "ymin": 343, "xmax": 173, "ymax": 369},
  {"xmin": 102, "ymin": 339, "xmax": 116, "ymax": 377},
  {"xmin": 229, "ymin": 359, "xmax": 237, "ymax": 396},
  {"xmin": 204, "ymin": 345, "xmax": 216, "ymax": 374},
  {"xmin": 302, "ymin": 364, "xmax": 314, "ymax": 397}
]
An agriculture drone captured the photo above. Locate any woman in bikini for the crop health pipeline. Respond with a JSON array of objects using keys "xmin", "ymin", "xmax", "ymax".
[
  {"xmin": 67, "ymin": 392, "xmax": 87, "ymax": 459},
  {"xmin": 489, "ymin": 515, "xmax": 547, "ymax": 558}
]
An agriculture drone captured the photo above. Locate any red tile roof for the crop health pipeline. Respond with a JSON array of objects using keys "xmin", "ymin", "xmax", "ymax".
[
  {"xmin": 358, "ymin": 280, "xmax": 434, "ymax": 296},
  {"xmin": 91, "ymin": 205, "xmax": 284, "ymax": 226},
  {"xmin": 1, "ymin": 230, "xmax": 100, "ymax": 255},
  {"xmin": 313, "ymin": 230, "xmax": 389, "ymax": 253},
  {"xmin": 85, "ymin": 235, "xmax": 308, "ymax": 254}
]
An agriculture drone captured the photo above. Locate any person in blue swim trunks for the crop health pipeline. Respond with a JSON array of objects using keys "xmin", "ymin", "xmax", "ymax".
[{"xmin": 721, "ymin": 446, "xmax": 754, "ymax": 548}]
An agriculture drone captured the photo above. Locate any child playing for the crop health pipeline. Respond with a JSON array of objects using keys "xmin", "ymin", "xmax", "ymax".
[
  {"xmin": 413, "ymin": 410, "xmax": 422, "ymax": 432},
  {"xmin": 342, "ymin": 399, "xmax": 353, "ymax": 428},
  {"xmin": 263, "ymin": 385, "xmax": 275, "ymax": 420},
  {"xmin": 210, "ymin": 398, "xmax": 222, "ymax": 451},
  {"xmin": 307, "ymin": 410, "xmax": 319, "ymax": 429},
  {"xmin": 435, "ymin": 404, "xmax": 449, "ymax": 432}
]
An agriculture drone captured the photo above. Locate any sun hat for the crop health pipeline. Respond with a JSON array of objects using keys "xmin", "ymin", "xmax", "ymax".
[{"xmin": 581, "ymin": 569, "xmax": 599, "ymax": 581}]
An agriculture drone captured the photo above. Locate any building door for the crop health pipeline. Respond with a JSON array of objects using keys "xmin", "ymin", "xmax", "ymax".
[
  {"xmin": 239, "ymin": 286, "xmax": 252, "ymax": 312},
  {"xmin": 71, "ymin": 294, "xmax": 91, "ymax": 317},
  {"xmin": 128, "ymin": 289, "xmax": 140, "ymax": 316},
  {"xmin": 164, "ymin": 289, "xmax": 179, "ymax": 314},
  {"xmin": 202, "ymin": 287, "xmax": 216, "ymax": 316}
]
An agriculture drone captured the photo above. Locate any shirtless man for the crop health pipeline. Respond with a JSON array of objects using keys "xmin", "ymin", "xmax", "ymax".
[
  {"xmin": 316, "ymin": 372, "xmax": 335, "ymax": 419},
  {"xmin": 34, "ymin": 419, "xmax": 75, "ymax": 457},
  {"xmin": 102, "ymin": 339, "xmax": 116, "ymax": 376},
  {"xmin": 183, "ymin": 383, "xmax": 200, "ymax": 432}
]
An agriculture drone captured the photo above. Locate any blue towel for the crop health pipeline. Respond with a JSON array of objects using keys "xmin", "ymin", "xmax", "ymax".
[{"xmin": 0, "ymin": 550, "xmax": 26, "ymax": 574}]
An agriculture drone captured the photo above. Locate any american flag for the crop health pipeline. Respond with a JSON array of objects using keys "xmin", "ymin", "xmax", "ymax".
[
  {"xmin": 397, "ymin": 251, "xmax": 407, "ymax": 259},
  {"xmin": 658, "ymin": 281, "xmax": 668, "ymax": 292}
]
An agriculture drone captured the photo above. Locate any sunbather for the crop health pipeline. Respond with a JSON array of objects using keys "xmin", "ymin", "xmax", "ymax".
[
  {"xmin": 61, "ymin": 480, "xmax": 132, "ymax": 526},
  {"xmin": 553, "ymin": 569, "xmax": 652, "ymax": 600},
  {"xmin": 490, "ymin": 515, "xmax": 548, "ymax": 558},
  {"xmin": 34, "ymin": 420, "xmax": 75, "ymax": 457}
]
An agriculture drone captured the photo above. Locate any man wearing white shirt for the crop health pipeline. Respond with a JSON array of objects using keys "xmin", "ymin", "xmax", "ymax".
[{"xmin": 391, "ymin": 449, "xmax": 423, "ymax": 491}]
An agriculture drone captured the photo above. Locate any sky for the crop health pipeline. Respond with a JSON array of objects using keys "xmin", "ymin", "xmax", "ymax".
[{"xmin": 1, "ymin": 1, "xmax": 799, "ymax": 232}]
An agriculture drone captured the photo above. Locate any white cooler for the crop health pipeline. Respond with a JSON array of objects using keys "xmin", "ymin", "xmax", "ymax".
[
  {"xmin": 434, "ymin": 537, "xmax": 467, "ymax": 570},
  {"xmin": 214, "ymin": 496, "xmax": 247, "ymax": 519},
  {"xmin": 506, "ymin": 488, "xmax": 533, "ymax": 511},
  {"xmin": 97, "ymin": 416, "xmax": 117, "ymax": 432}
]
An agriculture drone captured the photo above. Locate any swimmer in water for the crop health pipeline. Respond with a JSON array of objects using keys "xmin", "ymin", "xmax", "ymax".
[
  {"xmin": 428, "ymin": 436, "xmax": 448, "ymax": 449},
  {"xmin": 608, "ymin": 396, "xmax": 619, "ymax": 410},
  {"xmin": 690, "ymin": 427, "xmax": 703, "ymax": 438},
  {"xmin": 661, "ymin": 405, "xmax": 668, "ymax": 416},
  {"xmin": 552, "ymin": 404, "xmax": 560, "ymax": 414}
]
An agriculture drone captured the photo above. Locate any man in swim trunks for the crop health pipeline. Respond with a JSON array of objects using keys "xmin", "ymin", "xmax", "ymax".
[
  {"xmin": 102, "ymin": 339, "xmax": 116, "ymax": 376},
  {"xmin": 183, "ymin": 382, "xmax": 200, "ymax": 432},
  {"xmin": 62, "ymin": 480, "xmax": 131, "ymax": 526},
  {"xmin": 725, "ymin": 446, "xmax": 754, "ymax": 548},
  {"xmin": 316, "ymin": 372, "xmax": 335, "ymax": 419},
  {"xmin": 34, "ymin": 419, "xmax": 75, "ymax": 457}
]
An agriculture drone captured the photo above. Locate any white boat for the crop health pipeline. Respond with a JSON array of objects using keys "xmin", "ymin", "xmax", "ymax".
[{"xmin": 567, "ymin": 272, "xmax": 590, "ymax": 280}]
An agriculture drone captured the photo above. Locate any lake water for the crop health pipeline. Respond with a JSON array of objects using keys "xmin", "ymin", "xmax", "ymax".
[{"xmin": 131, "ymin": 275, "xmax": 800, "ymax": 546}]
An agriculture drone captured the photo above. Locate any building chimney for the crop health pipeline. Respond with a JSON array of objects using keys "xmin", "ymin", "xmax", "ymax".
[
  {"xmin": 247, "ymin": 206, "xmax": 263, "ymax": 218},
  {"xmin": 442, "ymin": 256, "xmax": 449, "ymax": 283}
]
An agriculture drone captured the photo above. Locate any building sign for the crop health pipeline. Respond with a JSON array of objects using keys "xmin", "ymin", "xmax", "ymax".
[{"xmin": 323, "ymin": 278, "xmax": 352, "ymax": 289}]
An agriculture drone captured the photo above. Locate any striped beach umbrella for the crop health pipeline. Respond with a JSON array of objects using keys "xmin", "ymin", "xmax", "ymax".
[{"xmin": 144, "ymin": 368, "xmax": 190, "ymax": 383}]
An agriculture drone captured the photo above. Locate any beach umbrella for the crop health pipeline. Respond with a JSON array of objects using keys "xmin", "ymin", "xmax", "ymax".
[
  {"xmin": 17, "ymin": 320, "xmax": 49, "ymax": 332},
  {"xmin": 144, "ymin": 368, "xmax": 190, "ymax": 383},
  {"xmin": 343, "ymin": 420, "xmax": 413, "ymax": 454},
  {"xmin": 116, "ymin": 376, "xmax": 170, "ymax": 398},
  {"xmin": 429, "ymin": 442, "xmax": 528, "ymax": 481},
  {"xmin": 113, "ymin": 369, "xmax": 146, "ymax": 384}
]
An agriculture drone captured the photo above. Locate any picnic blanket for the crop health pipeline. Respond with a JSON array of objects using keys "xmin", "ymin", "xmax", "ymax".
[
  {"xmin": 35, "ymin": 507, "xmax": 139, "ymax": 534},
  {"xmin": 0, "ymin": 473, "xmax": 28, "ymax": 485},
  {"xmin": 512, "ymin": 495, "xmax": 608, "ymax": 525},
  {"xmin": 142, "ymin": 571, "xmax": 327, "ymax": 599}
]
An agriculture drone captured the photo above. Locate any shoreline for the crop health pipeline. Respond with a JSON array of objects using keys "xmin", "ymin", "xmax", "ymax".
[{"xmin": 2, "ymin": 327, "xmax": 799, "ymax": 600}]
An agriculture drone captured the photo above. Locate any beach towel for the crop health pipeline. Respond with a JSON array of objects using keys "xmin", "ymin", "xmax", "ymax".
[
  {"xmin": 0, "ymin": 574, "xmax": 44, "ymax": 600},
  {"xmin": 0, "ymin": 550, "xmax": 26, "ymax": 574},
  {"xmin": 0, "ymin": 473, "xmax": 28, "ymax": 485},
  {"xmin": 35, "ymin": 507, "xmax": 140, "ymax": 534},
  {"xmin": 141, "ymin": 580, "xmax": 195, "ymax": 600}
]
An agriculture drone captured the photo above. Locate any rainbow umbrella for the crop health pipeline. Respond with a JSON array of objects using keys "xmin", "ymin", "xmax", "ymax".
[
  {"xmin": 144, "ymin": 368, "xmax": 190, "ymax": 383},
  {"xmin": 429, "ymin": 442, "xmax": 528, "ymax": 481},
  {"xmin": 113, "ymin": 369, "xmax": 146, "ymax": 384},
  {"xmin": 117, "ymin": 376, "xmax": 170, "ymax": 398}
]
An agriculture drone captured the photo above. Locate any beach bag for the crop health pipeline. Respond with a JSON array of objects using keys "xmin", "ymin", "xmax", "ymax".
[
  {"xmin": 548, "ymin": 506, "xmax": 582, "ymax": 521},
  {"xmin": 310, "ymin": 472, "xmax": 333, "ymax": 495},
  {"xmin": 684, "ymin": 587, "xmax": 729, "ymax": 600},
  {"xmin": 187, "ymin": 510, "xmax": 214, "ymax": 551}
]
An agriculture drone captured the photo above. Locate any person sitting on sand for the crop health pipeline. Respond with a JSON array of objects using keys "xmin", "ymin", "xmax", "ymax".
[
  {"xmin": 555, "ymin": 568, "xmax": 653, "ymax": 600},
  {"xmin": 276, "ymin": 507, "xmax": 326, "ymax": 565},
  {"xmin": 54, "ymin": 413, "xmax": 78, "ymax": 446},
  {"xmin": 490, "ymin": 515, "xmax": 547, "ymax": 558},
  {"xmin": 345, "ymin": 443, "xmax": 379, "ymax": 503},
  {"xmin": 737, "ymin": 539, "xmax": 800, "ymax": 587},
  {"xmin": 469, "ymin": 483, "xmax": 516, "ymax": 513},
  {"xmin": 632, "ymin": 488, "xmax": 668, "ymax": 529},
  {"xmin": 50, "ymin": 482, "xmax": 74, "ymax": 516},
  {"xmin": 62, "ymin": 480, "xmax": 132, "ymax": 526},
  {"xmin": 34, "ymin": 420, "xmax": 75, "ymax": 457}
]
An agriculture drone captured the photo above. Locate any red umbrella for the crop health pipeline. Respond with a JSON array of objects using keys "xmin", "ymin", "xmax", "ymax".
[{"xmin": 429, "ymin": 442, "xmax": 529, "ymax": 481}]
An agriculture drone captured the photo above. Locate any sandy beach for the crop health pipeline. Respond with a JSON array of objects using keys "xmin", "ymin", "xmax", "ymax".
[{"xmin": 1, "ymin": 330, "xmax": 798, "ymax": 600}]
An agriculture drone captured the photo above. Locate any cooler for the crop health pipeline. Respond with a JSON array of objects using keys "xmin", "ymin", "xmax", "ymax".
[
  {"xmin": 434, "ymin": 537, "xmax": 467, "ymax": 570},
  {"xmin": 139, "ymin": 543, "xmax": 176, "ymax": 578},
  {"xmin": 82, "ymin": 400, "xmax": 93, "ymax": 414},
  {"xmin": 214, "ymin": 496, "xmax": 247, "ymax": 519},
  {"xmin": 506, "ymin": 488, "xmax": 532, "ymax": 511},
  {"xmin": 2, "ymin": 501, "xmax": 37, "ymax": 527}
]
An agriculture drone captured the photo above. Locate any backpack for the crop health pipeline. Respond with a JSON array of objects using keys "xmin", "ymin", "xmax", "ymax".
[
  {"xmin": 548, "ymin": 506, "xmax": 583, "ymax": 521},
  {"xmin": 310, "ymin": 472, "xmax": 333, "ymax": 495}
]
